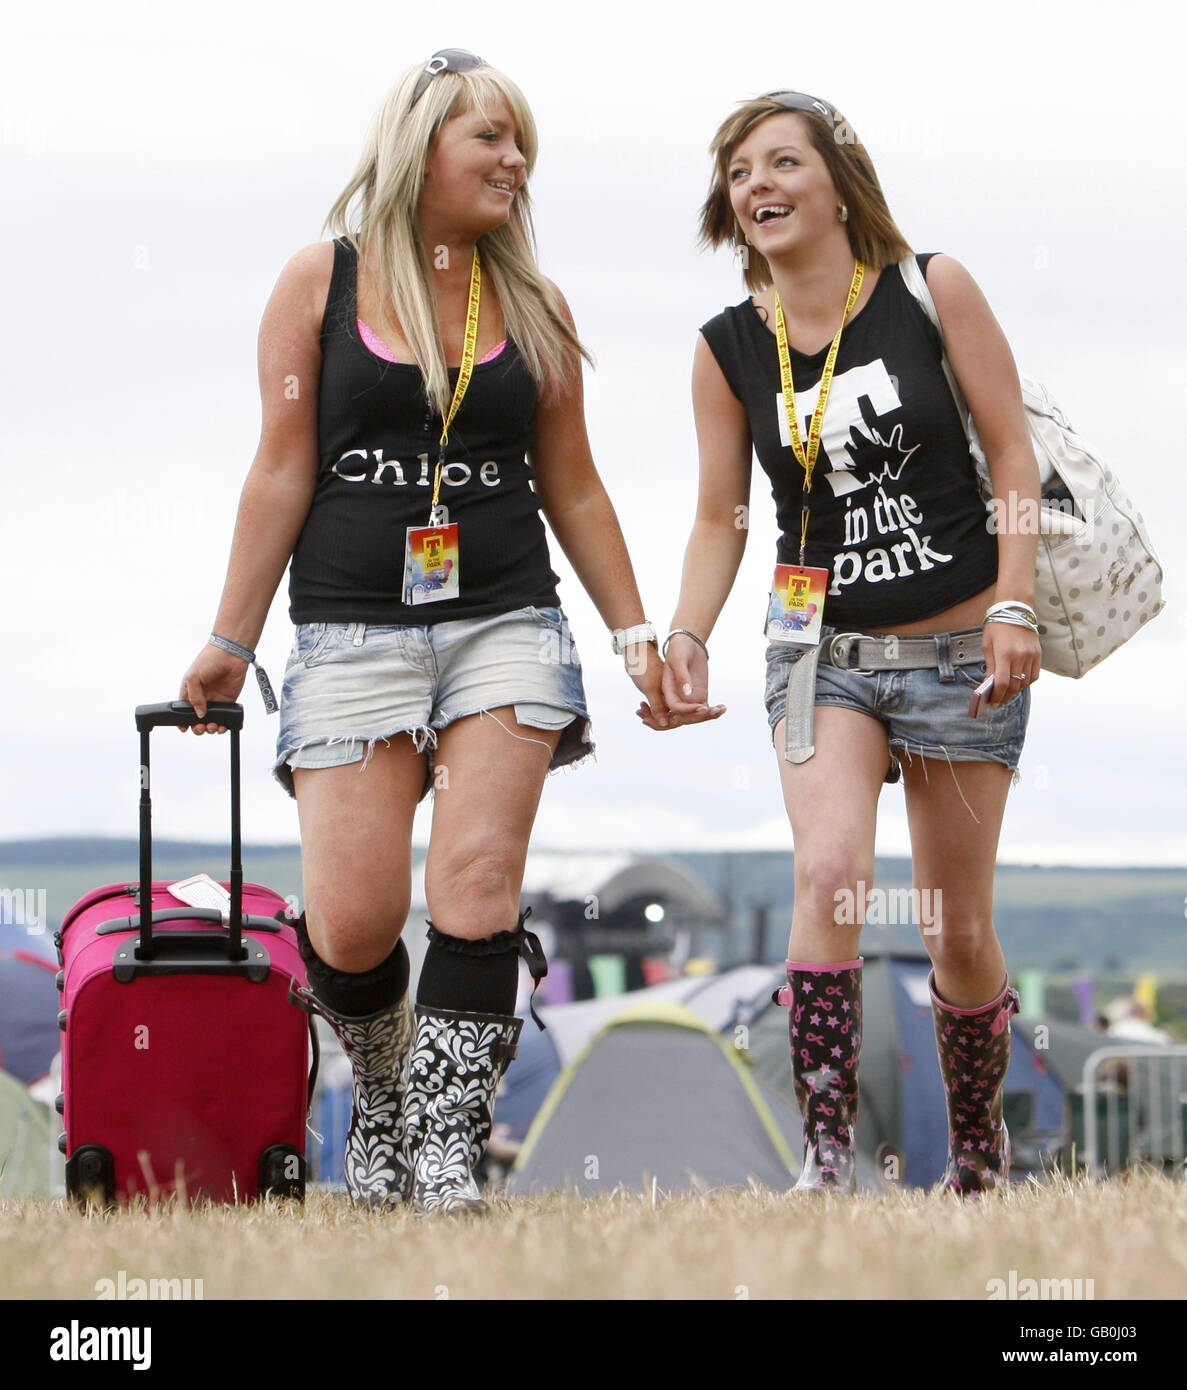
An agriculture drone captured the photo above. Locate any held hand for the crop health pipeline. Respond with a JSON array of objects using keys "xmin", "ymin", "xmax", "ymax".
[
  {"xmin": 638, "ymin": 634, "xmax": 725, "ymax": 731},
  {"xmin": 622, "ymin": 641, "xmax": 674, "ymax": 731},
  {"xmin": 178, "ymin": 645, "xmax": 250, "ymax": 734},
  {"xmin": 980, "ymin": 622, "xmax": 1040, "ymax": 707}
]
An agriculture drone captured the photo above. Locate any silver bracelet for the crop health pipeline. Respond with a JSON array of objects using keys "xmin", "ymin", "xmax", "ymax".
[
  {"xmin": 984, "ymin": 613, "xmax": 1040, "ymax": 633},
  {"xmin": 662, "ymin": 629, "xmax": 709, "ymax": 660},
  {"xmin": 984, "ymin": 600, "xmax": 1038, "ymax": 624}
]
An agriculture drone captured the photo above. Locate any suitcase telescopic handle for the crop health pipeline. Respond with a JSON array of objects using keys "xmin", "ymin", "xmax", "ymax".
[
  {"xmin": 135, "ymin": 700, "xmax": 245, "ymax": 732},
  {"xmin": 134, "ymin": 701, "xmax": 246, "ymax": 962}
]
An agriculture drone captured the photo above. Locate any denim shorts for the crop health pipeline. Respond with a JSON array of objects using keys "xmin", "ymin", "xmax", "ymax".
[
  {"xmin": 763, "ymin": 626, "xmax": 1029, "ymax": 784},
  {"xmin": 274, "ymin": 605, "xmax": 594, "ymax": 802}
]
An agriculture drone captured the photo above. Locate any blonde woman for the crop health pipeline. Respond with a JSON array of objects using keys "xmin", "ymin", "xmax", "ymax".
[
  {"xmin": 180, "ymin": 51, "xmax": 667, "ymax": 1213},
  {"xmin": 649, "ymin": 92, "xmax": 1040, "ymax": 1193}
]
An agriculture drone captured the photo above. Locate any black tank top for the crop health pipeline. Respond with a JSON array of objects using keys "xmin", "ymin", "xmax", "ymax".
[
  {"xmin": 700, "ymin": 254, "xmax": 997, "ymax": 628},
  {"xmin": 288, "ymin": 238, "xmax": 562, "ymax": 624}
]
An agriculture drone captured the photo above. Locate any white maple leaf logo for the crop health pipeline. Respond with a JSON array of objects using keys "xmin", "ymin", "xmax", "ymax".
[{"xmin": 825, "ymin": 422, "xmax": 920, "ymax": 498}]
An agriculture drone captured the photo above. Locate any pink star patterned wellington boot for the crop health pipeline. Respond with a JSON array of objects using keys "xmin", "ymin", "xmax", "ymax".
[
  {"xmin": 929, "ymin": 970, "xmax": 1020, "ymax": 1194},
  {"xmin": 774, "ymin": 958, "xmax": 863, "ymax": 1192}
]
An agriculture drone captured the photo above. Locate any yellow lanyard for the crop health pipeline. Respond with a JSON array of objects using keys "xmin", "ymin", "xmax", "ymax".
[
  {"xmin": 775, "ymin": 260, "xmax": 865, "ymax": 564},
  {"xmin": 429, "ymin": 247, "xmax": 482, "ymax": 523}
]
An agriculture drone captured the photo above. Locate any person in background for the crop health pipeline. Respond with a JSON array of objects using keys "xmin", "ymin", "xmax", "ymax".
[{"xmin": 1107, "ymin": 999, "xmax": 1172, "ymax": 1046}]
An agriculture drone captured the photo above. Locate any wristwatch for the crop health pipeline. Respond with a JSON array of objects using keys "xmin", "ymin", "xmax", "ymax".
[{"xmin": 611, "ymin": 622, "xmax": 657, "ymax": 656}]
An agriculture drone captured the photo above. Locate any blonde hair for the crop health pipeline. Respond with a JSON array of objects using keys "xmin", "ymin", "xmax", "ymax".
[
  {"xmin": 699, "ymin": 94, "xmax": 913, "ymax": 292},
  {"xmin": 324, "ymin": 60, "xmax": 589, "ymax": 418}
]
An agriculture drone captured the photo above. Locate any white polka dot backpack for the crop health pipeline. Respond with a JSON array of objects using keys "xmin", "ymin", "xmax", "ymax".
[{"xmin": 899, "ymin": 254, "xmax": 1165, "ymax": 677}]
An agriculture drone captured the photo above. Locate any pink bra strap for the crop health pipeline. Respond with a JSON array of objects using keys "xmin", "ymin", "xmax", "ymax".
[{"xmin": 357, "ymin": 318, "xmax": 506, "ymax": 365}]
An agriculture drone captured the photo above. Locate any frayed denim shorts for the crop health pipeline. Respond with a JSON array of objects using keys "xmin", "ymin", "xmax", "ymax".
[
  {"xmin": 763, "ymin": 625, "xmax": 1029, "ymax": 785},
  {"xmin": 274, "ymin": 605, "xmax": 594, "ymax": 803}
]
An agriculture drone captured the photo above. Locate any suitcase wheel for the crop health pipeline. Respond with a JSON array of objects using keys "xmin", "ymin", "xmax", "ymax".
[
  {"xmin": 65, "ymin": 1144, "xmax": 116, "ymax": 1209},
  {"xmin": 259, "ymin": 1144, "xmax": 306, "ymax": 1202}
]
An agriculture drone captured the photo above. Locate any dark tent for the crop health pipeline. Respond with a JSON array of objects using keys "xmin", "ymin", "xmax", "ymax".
[
  {"xmin": 0, "ymin": 916, "xmax": 56, "ymax": 960},
  {"xmin": 0, "ymin": 949, "xmax": 60, "ymax": 1085},
  {"xmin": 489, "ymin": 1008, "xmax": 563, "ymax": 1143}
]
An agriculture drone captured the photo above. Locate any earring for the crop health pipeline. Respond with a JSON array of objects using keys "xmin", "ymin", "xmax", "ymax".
[{"xmin": 837, "ymin": 204, "xmax": 848, "ymax": 223}]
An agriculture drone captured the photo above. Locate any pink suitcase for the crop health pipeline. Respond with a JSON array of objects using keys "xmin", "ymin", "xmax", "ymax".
[{"xmin": 55, "ymin": 701, "xmax": 315, "ymax": 1206}]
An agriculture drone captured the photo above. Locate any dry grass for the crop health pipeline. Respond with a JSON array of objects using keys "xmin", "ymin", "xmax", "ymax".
[{"xmin": 3, "ymin": 1170, "xmax": 1186, "ymax": 1301}]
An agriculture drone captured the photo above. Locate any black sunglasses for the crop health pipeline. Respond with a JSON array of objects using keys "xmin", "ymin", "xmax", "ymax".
[
  {"xmin": 409, "ymin": 49, "xmax": 486, "ymax": 110},
  {"xmin": 765, "ymin": 90, "xmax": 842, "ymax": 129}
]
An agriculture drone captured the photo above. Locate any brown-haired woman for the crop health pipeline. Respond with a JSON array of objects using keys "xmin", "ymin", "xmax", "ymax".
[{"xmin": 643, "ymin": 92, "xmax": 1041, "ymax": 1193}]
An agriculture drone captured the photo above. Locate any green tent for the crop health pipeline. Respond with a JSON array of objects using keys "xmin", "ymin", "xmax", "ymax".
[
  {"xmin": 0, "ymin": 1068, "xmax": 55, "ymax": 1198},
  {"xmin": 508, "ymin": 1000, "xmax": 804, "ymax": 1195}
]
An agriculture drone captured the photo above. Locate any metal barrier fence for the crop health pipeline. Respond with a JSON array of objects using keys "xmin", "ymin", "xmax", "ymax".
[{"xmin": 1081, "ymin": 1045, "xmax": 1187, "ymax": 1178}]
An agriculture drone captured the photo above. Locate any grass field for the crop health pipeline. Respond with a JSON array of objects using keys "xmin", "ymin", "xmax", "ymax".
[{"xmin": 3, "ymin": 1170, "xmax": 1185, "ymax": 1302}]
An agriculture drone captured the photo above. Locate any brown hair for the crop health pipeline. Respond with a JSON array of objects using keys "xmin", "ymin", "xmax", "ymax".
[{"xmin": 698, "ymin": 94, "xmax": 912, "ymax": 292}]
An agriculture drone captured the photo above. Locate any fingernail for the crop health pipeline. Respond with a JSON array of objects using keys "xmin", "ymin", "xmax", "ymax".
[{"xmin": 683, "ymin": 683, "xmax": 693, "ymax": 696}]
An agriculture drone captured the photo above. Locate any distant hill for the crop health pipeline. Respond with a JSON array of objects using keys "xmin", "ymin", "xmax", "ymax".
[
  {"xmin": 1, "ymin": 838, "xmax": 1182, "ymax": 977},
  {"xmin": 665, "ymin": 850, "xmax": 1186, "ymax": 974}
]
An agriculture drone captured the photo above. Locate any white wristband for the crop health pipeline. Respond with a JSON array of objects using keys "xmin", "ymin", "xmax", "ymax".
[{"xmin": 611, "ymin": 622, "xmax": 657, "ymax": 656}]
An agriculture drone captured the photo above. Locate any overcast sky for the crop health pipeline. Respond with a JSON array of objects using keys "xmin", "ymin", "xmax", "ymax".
[{"xmin": 3, "ymin": 0, "xmax": 1184, "ymax": 866}]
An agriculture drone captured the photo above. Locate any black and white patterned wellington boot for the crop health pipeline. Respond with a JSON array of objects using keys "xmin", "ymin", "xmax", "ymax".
[
  {"xmin": 294, "ymin": 985, "xmax": 414, "ymax": 1207},
  {"xmin": 401, "ymin": 1006, "xmax": 523, "ymax": 1215}
]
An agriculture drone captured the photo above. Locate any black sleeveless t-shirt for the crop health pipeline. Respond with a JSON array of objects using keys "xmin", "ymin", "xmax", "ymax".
[
  {"xmin": 287, "ymin": 237, "xmax": 562, "ymax": 624},
  {"xmin": 699, "ymin": 254, "xmax": 998, "ymax": 628}
]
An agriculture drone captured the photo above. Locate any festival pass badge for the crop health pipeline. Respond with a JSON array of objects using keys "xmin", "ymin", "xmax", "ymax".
[
  {"xmin": 402, "ymin": 524, "xmax": 460, "ymax": 605},
  {"xmin": 765, "ymin": 565, "xmax": 828, "ymax": 645}
]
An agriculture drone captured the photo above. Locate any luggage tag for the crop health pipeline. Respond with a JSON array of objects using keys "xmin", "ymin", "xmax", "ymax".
[
  {"xmin": 168, "ymin": 873, "xmax": 232, "ymax": 921},
  {"xmin": 403, "ymin": 506, "xmax": 460, "ymax": 606},
  {"xmin": 765, "ymin": 564, "xmax": 829, "ymax": 645}
]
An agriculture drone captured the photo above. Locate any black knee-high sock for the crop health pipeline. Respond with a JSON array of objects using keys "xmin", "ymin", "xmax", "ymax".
[
  {"xmin": 295, "ymin": 913, "xmax": 410, "ymax": 1018},
  {"xmin": 416, "ymin": 922, "xmax": 525, "ymax": 1016}
]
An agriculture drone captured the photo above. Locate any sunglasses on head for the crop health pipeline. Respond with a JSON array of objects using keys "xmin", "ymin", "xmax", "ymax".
[
  {"xmin": 765, "ymin": 90, "xmax": 842, "ymax": 129},
  {"xmin": 409, "ymin": 49, "xmax": 486, "ymax": 111}
]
